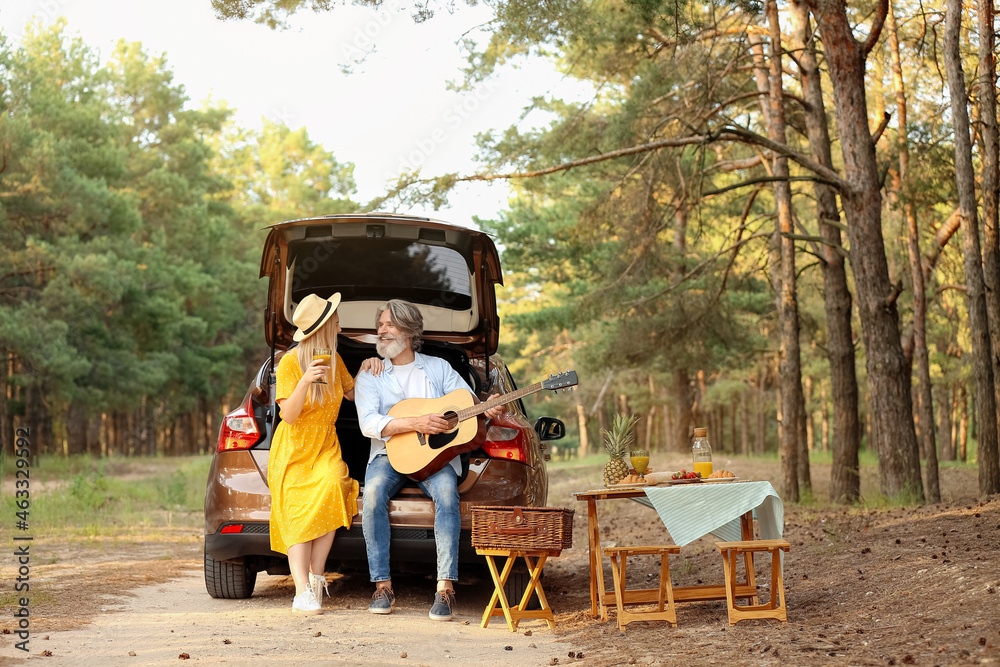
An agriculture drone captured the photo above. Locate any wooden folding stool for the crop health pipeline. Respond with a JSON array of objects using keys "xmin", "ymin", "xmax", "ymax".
[
  {"xmin": 602, "ymin": 545, "xmax": 681, "ymax": 631},
  {"xmin": 714, "ymin": 539, "xmax": 791, "ymax": 625}
]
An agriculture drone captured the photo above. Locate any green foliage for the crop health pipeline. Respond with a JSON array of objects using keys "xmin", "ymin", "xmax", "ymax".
[
  {"xmin": 0, "ymin": 21, "xmax": 360, "ymax": 442},
  {"xmin": 68, "ymin": 467, "xmax": 114, "ymax": 510},
  {"xmin": 551, "ymin": 435, "xmax": 580, "ymax": 459},
  {"xmin": 1, "ymin": 456, "xmax": 212, "ymax": 534},
  {"xmin": 210, "ymin": 0, "xmax": 442, "ymax": 29}
]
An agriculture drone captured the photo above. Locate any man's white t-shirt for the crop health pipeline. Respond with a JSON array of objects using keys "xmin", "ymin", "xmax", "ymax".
[{"xmin": 392, "ymin": 361, "xmax": 429, "ymax": 399}]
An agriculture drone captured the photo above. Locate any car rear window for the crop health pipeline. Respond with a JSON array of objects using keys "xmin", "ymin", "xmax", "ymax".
[{"xmin": 288, "ymin": 238, "xmax": 473, "ymax": 310}]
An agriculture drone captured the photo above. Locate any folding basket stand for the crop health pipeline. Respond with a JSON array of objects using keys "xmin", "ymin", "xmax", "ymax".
[{"xmin": 472, "ymin": 506, "xmax": 575, "ymax": 633}]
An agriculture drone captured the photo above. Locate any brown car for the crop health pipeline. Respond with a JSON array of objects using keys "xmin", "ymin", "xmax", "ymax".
[{"xmin": 204, "ymin": 213, "xmax": 567, "ymax": 600}]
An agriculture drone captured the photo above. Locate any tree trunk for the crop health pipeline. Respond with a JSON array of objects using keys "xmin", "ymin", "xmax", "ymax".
[
  {"xmin": 977, "ymin": 0, "xmax": 1000, "ymax": 492},
  {"xmin": 720, "ymin": 405, "xmax": 726, "ymax": 452},
  {"xmin": 645, "ymin": 375, "xmax": 656, "ymax": 450},
  {"xmin": 865, "ymin": 408, "xmax": 872, "ymax": 454},
  {"xmin": 66, "ymin": 400, "xmax": 89, "ymax": 456},
  {"xmin": 761, "ymin": 0, "xmax": 802, "ymax": 501},
  {"xmin": 0, "ymin": 350, "xmax": 11, "ymax": 456},
  {"xmin": 696, "ymin": 370, "xmax": 707, "ymax": 430},
  {"xmin": 887, "ymin": 0, "xmax": 940, "ymax": 502},
  {"xmin": 958, "ymin": 385, "xmax": 969, "ymax": 462},
  {"xmin": 662, "ymin": 397, "xmax": 673, "ymax": 451},
  {"xmin": 99, "ymin": 413, "xmax": 108, "ymax": 457},
  {"xmin": 576, "ymin": 402, "xmax": 588, "ymax": 457},
  {"xmin": 670, "ymin": 369, "xmax": 693, "ymax": 452},
  {"xmin": 168, "ymin": 416, "xmax": 178, "ymax": 456},
  {"xmin": 820, "ymin": 379, "xmax": 830, "ymax": 453},
  {"xmin": 945, "ymin": 0, "xmax": 1000, "ymax": 494},
  {"xmin": 790, "ymin": 0, "xmax": 860, "ymax": 502},
  {"xmin": 112, "ymin": 411, "xmax": 128, "ymax": 457},
  {"xmin": 740, "ymin": 387, "xmax": 750, "ymax": 455},
  {"xmin": 24, "ymin": 384, "xmax": 51, "ymax": 457},
  {"xmin": 87, "ymin": 412, "xmax": 100, "ymax": 456},
  {"xmin": 730, "ymin": 397, "xmax": 737, "ymax": 455},
  {"xmin": 756, "ymin": 365, "xmax": 769, "ymax": 454},
  {"xmin": 802, "ymin": 0, "xmax": 924, "ymax": 501},
  {"xmin": 798, "ymin": 379, "xmax": 812, "ymax": 492},
  {"xmin": 938, "ymin": 387, "xmax": 954, "ymax": 461},
  {"xmin": 200, "ymin": 398, "xmax": 211, "ymax": 455},
  {"xmin": 804, "ymin": 376, "xmax": 815, "ymax": 454},
  {"xmin": 950, "ymin": 386, "xmax": 961, "ymax": 460},
  {"xmin": 144, "ymin": 398, "xmax": 157, "ymax": 456}
]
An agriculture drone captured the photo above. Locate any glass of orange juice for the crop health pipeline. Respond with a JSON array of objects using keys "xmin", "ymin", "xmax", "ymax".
[
  {"xmin": 629, "ymin": 450, "xmax": 650, "ymax": 477},
  {"xmin": 312, "ymin": 347, "xmax": 332, "ymax": 384}
]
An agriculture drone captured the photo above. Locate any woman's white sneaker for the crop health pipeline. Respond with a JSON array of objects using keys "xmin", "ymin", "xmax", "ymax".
[{"xmin": 292, "ymin": 588, "xmax": 322, "ymax": 615}]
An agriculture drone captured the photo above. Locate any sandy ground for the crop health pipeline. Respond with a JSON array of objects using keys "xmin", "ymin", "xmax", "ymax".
[
  {"xmin": 0, "ymin": 561, "xmax": 573, "ymax": 665},
  {"xmin": 2, "ymin": 455, "xmax": 1000, "ymax": 666}
]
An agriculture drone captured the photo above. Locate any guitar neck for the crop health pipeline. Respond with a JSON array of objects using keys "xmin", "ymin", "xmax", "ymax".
[{"xmin": 456, "ymin": 382, "xmax": 545, "ymax": 421}]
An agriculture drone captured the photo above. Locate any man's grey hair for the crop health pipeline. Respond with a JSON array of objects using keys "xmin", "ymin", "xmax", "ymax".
[{"xmin": 376, "ymin": 299, "xmax": 423, "ymax": 351}]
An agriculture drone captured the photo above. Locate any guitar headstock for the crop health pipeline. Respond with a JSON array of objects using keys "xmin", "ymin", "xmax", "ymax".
[{"xmin": 542, "ymin": 370, "xmax": 578, "ymax": 392}]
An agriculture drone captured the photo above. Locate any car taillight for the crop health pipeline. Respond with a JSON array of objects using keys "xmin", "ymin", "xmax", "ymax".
[
  {"xmin": 481, "ymin": 414, "xmax": 529, "ymax": 463},
  {"xmin": 217, "ymin": 393, "xmax": 260, "ymax": 452}
]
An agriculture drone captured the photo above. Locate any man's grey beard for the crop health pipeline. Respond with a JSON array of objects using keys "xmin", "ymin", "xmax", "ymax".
[{"xmin": 376, "ymin": 336, "xmax": 407, "ymax": 360}]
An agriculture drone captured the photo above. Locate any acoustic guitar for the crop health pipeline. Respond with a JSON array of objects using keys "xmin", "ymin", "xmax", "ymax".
[{"xmin": 385, "ymin": 371, "xmax": 578, "ymax": 480}]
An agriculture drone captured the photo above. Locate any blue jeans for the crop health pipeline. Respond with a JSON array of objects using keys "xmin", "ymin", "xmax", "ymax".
[{"xmin": 362, "ymin": 453, "xmax": 460, "ymax": 583}]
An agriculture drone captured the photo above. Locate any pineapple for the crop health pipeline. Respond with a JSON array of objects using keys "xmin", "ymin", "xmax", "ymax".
[{"xmin": 602, "ymin": 414, "xmax": 639, "ymax": 486}]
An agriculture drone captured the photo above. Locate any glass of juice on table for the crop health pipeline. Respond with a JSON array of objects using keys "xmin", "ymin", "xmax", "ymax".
[
  {"xmin": 312, "ymin": 347, "xmax": 332, "ymax": 384},
  {"xmin": 629, "ymin": 450, "xmax": 650, "ymax": 477},
  {"xmin": 691, "ymin": 427, "xmax": 713, "ymax": 478}
]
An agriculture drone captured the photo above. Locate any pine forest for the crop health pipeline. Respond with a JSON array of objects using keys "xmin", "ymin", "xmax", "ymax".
[{"xmin": 4, "ymin": 0, "xmax": 1000, "ymax": 504}]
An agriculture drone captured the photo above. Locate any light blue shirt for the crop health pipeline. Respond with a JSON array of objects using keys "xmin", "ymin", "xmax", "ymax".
[{"xmin": 355, "ymin": 351, "xmax": 475, "ymax": 476}]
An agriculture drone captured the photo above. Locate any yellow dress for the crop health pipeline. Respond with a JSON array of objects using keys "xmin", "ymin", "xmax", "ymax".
[{"xmin": 268, "ymin": 351, "xmax": 359, "ymax": 555}]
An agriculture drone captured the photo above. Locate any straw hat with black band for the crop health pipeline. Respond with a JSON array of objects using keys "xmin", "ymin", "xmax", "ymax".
[{"xmin": 292, "ymin": 293, "xmax": 342, "ymax": 342}]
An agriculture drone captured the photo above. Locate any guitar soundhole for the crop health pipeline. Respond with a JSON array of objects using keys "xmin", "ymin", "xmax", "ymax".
[{"xmin": 442, "ymin": 411, "xmax": 460, "ymax": 432}]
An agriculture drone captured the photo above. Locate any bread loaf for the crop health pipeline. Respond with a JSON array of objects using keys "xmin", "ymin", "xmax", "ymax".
[{"xmin": 617, "ymin": 473, "xmax": 646, "ymax": 485}]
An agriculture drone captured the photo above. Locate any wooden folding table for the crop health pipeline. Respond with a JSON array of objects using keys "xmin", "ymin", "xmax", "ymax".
[{"xmin": 573, "ymin": 485, "xmax": 774, "ymax": 621}]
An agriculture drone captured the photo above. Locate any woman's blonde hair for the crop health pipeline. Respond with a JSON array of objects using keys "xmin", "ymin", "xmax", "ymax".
[{"xmin": 296, "ymin": 315, "xmax": 338, "ymax": 405}]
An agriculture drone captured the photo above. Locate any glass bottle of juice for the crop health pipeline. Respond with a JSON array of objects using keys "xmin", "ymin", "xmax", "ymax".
[{"xmin": 691, "ymin": 427, "xmax": 713, "ymax": 478}]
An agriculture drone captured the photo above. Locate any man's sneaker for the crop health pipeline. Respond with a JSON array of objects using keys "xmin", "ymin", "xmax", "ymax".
[
  {"xmin": 428, "ymin": 589, "xmax": 456, "ymax": 621},
  {"xmin": 292, "ymin": 588, "xmax": 322, "ymax": 615},
  {"xmin": 309, "ymin": 572, "xmax": 329, "ymax": 602},
  {"xmin": 369, "ymin": 586, "xmax": 395, "ymax": 615}
]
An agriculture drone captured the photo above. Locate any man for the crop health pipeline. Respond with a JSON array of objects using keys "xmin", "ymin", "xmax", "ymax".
[{"xmin": 355, "ymin": 299, "xmax": 503, "ymax": 621}]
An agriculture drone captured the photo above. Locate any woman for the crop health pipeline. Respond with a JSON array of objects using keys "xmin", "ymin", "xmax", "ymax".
[{"xmin": 268, "ymin": 292, "xmax": 380, "ymax": 614}]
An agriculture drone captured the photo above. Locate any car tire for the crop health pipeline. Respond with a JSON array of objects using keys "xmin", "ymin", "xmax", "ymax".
[
  {"xmin": 503, "ymin": 562, "xmax": 543, "ymax": 611},
  {"xmin": 204, "ymin": 549, "xmax": 257, "ymax": 599}
]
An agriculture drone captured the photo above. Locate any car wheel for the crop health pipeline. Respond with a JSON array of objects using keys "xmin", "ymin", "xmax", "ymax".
[
  {"xmin": 204, "ymin": 548, "xmax": 257, "ymax": 599},
  {"xmin": 503, "ymin": 562, "xmax": 543, "ymax": 611}
]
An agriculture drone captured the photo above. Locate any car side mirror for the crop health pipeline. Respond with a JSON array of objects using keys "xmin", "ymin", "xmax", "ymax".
[{"xmin": 534, "ymin": 417, "xmax": 565, "ymax": 441}]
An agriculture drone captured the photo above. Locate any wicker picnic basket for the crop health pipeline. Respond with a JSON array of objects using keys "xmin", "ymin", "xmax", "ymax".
[{"xmin": 471, "ymin": 506, "xmax": 575, "ymax": 552}]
